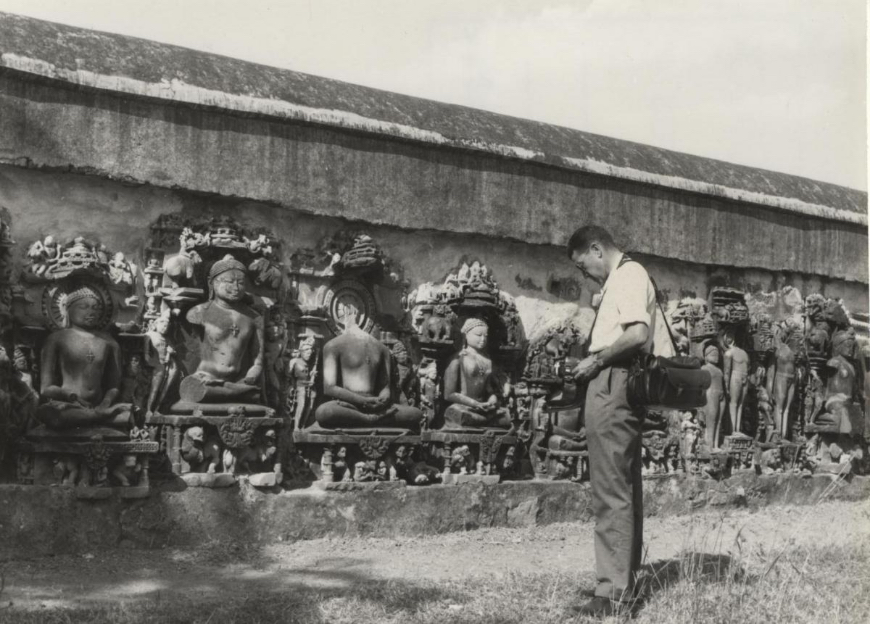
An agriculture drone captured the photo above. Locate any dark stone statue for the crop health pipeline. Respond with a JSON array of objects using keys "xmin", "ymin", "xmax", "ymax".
[
  {"xmin": 313, "ymin": 311, "xmax": 424, "ymax": 428},
  {"xmin": 35, "ymin": 286, "xmax": 134, "ymax": 429},
  {"xmin": 179, "ymin": 255, "xmax": 264, "ymax": 403}
]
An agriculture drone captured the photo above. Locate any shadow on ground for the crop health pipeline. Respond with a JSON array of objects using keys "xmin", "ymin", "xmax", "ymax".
[
  {"xmin": 0, "ymin": 545, "xmax": 470, "ymax": 624},
  {"xmin": 639, "ymin": 551, "xmax": 747, "ymax": 598}
]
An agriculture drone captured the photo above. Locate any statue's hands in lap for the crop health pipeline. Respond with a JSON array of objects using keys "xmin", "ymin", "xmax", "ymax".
[{"xmin": 203, "ymin": 378, "xmax": 226, "ymax": 387}]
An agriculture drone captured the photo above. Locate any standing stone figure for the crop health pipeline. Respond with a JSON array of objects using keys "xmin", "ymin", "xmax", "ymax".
[
  {"xmin": 144, "ymin": 312, "xmax": 180, "ymax": 418},
  {"xmin": 286, "ymin": 336, "xmax": 317, "ymax": 429},
  {"xmin": 179, "ymin": 255, "xmax": 264, "ymax": 404},
  {"xmin": 35, "ymin": 286, "xmax": 134, "ymax": 429},
  {"xmin": 702, "ymin": 343, "xmax": 726, "ymax": 449},
  {"xmin": 768, "ymin": 324, "xmax": 796, "ymax": 441},
  {"xmin": 442, "ymin": 318, "xmax": 510, "ymax": 429},
  {"xmin": 722, "ymin": 328, "xmax": 750, "ymax": 436}
]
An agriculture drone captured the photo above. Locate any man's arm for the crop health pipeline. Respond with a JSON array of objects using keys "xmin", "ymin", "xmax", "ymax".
[{"xmin": 572, "ymin": 322, "xmax": 648, "ymax": 381}]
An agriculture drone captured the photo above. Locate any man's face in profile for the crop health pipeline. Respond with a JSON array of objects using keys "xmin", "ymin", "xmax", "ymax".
[{"xmin": 571, "ymin": 243, "xmax": 606, "ymax": 284}]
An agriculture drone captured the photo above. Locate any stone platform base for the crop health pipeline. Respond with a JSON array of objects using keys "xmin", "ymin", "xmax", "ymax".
[{"xmin": 2, "ymin": 472, "xmax": 868, "ymax": 559}]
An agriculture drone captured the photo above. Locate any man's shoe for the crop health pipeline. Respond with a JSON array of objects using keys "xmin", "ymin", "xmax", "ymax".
[{"xmin": 569, "ymin": 596, "xmax": 615, "ymax": 618}]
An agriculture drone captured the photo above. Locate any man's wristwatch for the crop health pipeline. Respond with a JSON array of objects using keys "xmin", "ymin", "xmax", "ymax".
[{"xmin": 591, "ymin": 352, "xmax": 605, "ymax": 372}]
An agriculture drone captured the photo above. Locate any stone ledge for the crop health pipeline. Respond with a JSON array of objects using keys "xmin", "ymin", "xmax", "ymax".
[{"xmin": 1, "ymin": 473, "xmax": 868, "ymax": 559}]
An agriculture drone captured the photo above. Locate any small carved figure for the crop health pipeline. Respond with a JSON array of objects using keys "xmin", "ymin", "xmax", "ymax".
[
  {"xmin": 443, "ymin": 319, "xmax": 511, "ymax": 429},
  {"xmin": 264, "ymin": 312, "xmax": 288, "ymax": 408},
  {"xmin": 248, "ymin": 256, "xmax": 283, "ymax": 289},
  {"xmin": 353, "ymin": 459, "xmax": 379, "ymax": 482},
  {"xmin": 108, "ymin": 252, "xmax": 135, "ymax": 286},
  {"xmin": 144, "ymin": 312, "xmax": 180, "ymax": 418},
  {"xmin": 314, "ymin": 309, "xmax": 424, "ymax": 428},
  {"xmin": 224, "ymin": 429, "xmax": 279, "ymax": 475},
  {"xmin": 722, "ymin": 328, "xmax": 750, "ymax": 435},
  {"xmin": 163, "ymin": 228, "xmax": 202, "ymax": 288},
  {"xmin": 52, "ymin": 455, "xmax": 80, "ymax": 486},
  {"xmin": 701, "ymin": 344, "xmax": 726, "ymax": 449},
  {"xmin": 391, "ymin": 341, "xmax": 417, "ymax": 406},
  {"xmin": 333, "ymin": 445, "xmax": 353, "ymax": 482},
  {"xmin": 450, "ymin": 445, "xmax": 474, "ymax": 474},
  {"xmin": 111, "ymin": 454, "xmax": 143, "ymax": 486},
  {"xmin": 180, "ymin": 426, "xmax": 221, "ymax": 473},
  {"xmin": 815, "ymin": 329, "xmax": 860, "ymax": 435},
  {"xmin": 35, "ymin": 285, "xmax": 135, "ymax": 429},
  {"xmin": 26, "ymin": 235, "xmax": 60, "ymax": 277},
  {"xmin": 179, "ymin": 255, "xmax": 264, "ymax": 404},
  {"xmin": 12, "ymin": 347, "xmax": 33, "ymax": 390},
  {"xmin": 286, "ymin": 336, "xmax": 317, "ymax": 429}
]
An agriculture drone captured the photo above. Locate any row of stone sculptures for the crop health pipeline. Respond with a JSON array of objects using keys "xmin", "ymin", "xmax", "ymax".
[{"xmin": 0, "ymin": 212, "xmax": 866, "ymax": 493}]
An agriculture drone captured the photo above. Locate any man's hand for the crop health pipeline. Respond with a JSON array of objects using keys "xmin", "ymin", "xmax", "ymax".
[{"xmin": 571, "ymin": 355, "xmax": 602, "ymax": 382}]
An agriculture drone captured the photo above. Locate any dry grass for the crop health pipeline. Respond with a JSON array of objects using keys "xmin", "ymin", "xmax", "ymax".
[{"xmin": 0, "ymin": 538, "xmax": 867, "ymax": 624}]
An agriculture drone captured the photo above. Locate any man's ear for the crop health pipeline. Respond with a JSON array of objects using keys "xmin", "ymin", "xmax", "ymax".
[{"xmin": 589, "ymin": 242, "xmax": 603, "ymax": 258}]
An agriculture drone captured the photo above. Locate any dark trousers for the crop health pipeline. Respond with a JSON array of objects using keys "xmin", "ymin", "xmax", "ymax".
[{"xmin": 584, "ymin": 364, "xmax": 644, "ymax": 600}]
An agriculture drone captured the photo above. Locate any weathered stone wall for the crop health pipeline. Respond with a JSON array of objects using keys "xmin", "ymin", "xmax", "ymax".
[
  {"xmin": 0, "ymin": 71, "xmax": 867, "ymax": 284},
  {"xmin": 2, "ymin": 475, "xmax": 867, "ymax": 558},
  {"xmin": 1, "ymin": 165, "xmax": 866, "ymax": 341}
]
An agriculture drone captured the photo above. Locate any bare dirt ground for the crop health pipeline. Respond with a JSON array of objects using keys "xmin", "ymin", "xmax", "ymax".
[{"xmin": 2, "ymin": 498, "xmax": 868, "ymax": 612}]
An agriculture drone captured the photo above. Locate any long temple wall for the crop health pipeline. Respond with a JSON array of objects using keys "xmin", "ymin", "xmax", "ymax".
[
  {"xmin": 1, "ymin": 165, "xmax": 866, "ymax": 337},
  {"xmin": 1, "ymin": 70, "xmax": 867, "ymax": 285}
]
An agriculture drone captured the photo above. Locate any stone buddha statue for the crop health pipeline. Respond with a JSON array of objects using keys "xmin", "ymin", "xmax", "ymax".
[
  {"xmin": 178, "ymin": 255, "xmax": 264, "ymax": 404},
  {"xmin": 313, "ymin": 310, "xmax": 424, "ymax": 429},
  {"xmin": 35, "ymin": 285, "xmax": 134, "ymax": 429},
  {"xmin": 443, "ymin": 318, "xmax": 511, "ymax": 429}
]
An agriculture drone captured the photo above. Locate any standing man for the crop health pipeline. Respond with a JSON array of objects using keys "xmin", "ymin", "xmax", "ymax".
[{"xmin": 567, "ymin": 225, "xmax": 657, "ymax": 618}]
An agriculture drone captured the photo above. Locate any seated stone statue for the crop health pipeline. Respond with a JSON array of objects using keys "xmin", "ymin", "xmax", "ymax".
[
  {"xmin": 443, "ymin": 318, "xmax": 511, "ymax": 429},
  {"xmin": 313, "ymin": 310, "xmax": 424, "ymax": 429},
  {"xmin": 179, "ymin": 255, "xmax": 264, "ymax": 404},
  {"xmin": 35, "ymin": 286, "xmax": 134, "ymax": 429}
]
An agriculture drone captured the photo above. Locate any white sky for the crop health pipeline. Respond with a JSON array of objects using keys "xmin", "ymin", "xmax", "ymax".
[{"xmin": 0, "ymin": 0, "xmax": 866, "ymax": 191}]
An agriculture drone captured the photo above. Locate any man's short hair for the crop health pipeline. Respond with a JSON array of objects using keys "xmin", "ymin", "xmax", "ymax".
[{"xmin": 566, "ymin": 225, "xmax": 617, "ymax": 259}]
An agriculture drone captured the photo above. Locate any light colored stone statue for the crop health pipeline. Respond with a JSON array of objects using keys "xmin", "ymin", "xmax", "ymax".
[
  {"xmin": 701, "ymin": 344, "xmax": 725, "ymax": 449},
  {"xmin": 144, "ymin": 311, "xmax": 180, "ymax": 418},
  {"xmin": 442, "ymin": 319, "xmax": 510, "ymax": 429},
  {"xmin": 313, "ymin": 310, "xmax": 424, "ymax": 428},
  {"xmin": 35, "ymin": 286, "xmax": 134, "ymax": 429},
  {"xmin": 179, "ymin": 255, "xmax": 264, "ymax": 404},
  {"xmin": 767, "ymin": 323, "xmax": 796, "ymax": 441},
  {"xmin": 286, "ymin": 336, "xmax": 317, "ymax": 429},
  {"xmin": 722, "ymin": 328, "xmax": 750, "ymax": 435}
]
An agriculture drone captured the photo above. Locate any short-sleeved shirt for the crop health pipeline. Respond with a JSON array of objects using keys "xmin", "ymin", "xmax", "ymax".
[{"xmin": 588, "ymin": 254, "xmax": 657, "ymax": 355}]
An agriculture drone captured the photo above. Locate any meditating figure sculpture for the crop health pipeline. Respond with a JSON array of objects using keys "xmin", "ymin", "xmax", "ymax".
[
  {"xmin": 179, "ymin": 255, "xmax": 264, "ymax": 404},
  {"xmin": 722, "ymin": 328, "xmax": 750, "ymax": 436},
  {"xmin": 442, "ymin": 318, "xmax": 511, "ymax": 429},
  {"xmin": 701, "ymin": 343, "xmax": 725, "ymax": 449},
  {"xmin": 313, "ymin": 309, "xmax": 424, "ymax": 428},
  {"xmin": 34, "ymin": 285, "xmax": 134, "ymax": 429}
]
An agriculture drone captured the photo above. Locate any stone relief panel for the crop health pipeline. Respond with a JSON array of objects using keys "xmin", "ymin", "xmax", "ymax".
[{"xmin": 0, "ymin": 210, "xmax": 866, "ymax": 492}]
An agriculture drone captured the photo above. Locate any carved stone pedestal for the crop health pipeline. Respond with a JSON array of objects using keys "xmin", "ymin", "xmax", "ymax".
[
  {"xmin": 150, "ymin": 409, "xmax": 282, "ymax": 487},
  {"xmin": 18, "ymin": 426, "xmax": 158, "ymax": 490}
]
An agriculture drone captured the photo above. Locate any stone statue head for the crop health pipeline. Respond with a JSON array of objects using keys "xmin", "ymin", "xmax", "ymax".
[
  {"xmin": 831, "ymin": 328, "xmax": 857, "ymax": 359},
  {"xmin": 391, "ymin": 341, "xmax": 410, "ymax": 365},
  {"xmin": 461, "ymin": 318, "xmax": 488, "ymax": 350},
  {"xmin": 208, "ymin": 255, "xmax": 247, "ymax": 302},
  {"xmin": 704, "ymin": 343, "xmax": 719, "ymax": 365},
  {"xmin": 186, "ymin": 426, "xmax": 204, "ymax": 442},
  {"xmin": 298, "ymin": 336, "xmax": 316, "ymax": 361},
  {"xmin": 62, "ymin": 285, "xmax": 103, "ymax": 330},
  {"xmin": 149, "ymin": 311, "xmax": 171, "ymax": 335}
]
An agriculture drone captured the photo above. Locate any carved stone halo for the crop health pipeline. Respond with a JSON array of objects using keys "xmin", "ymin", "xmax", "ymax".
[
  {"xmin": 323, "ymin": 279, "xmax": 376, "ymax": 334},
  {"xmin": 42, "ymin": 280, "xmax": 114, "ymax": 330}
]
